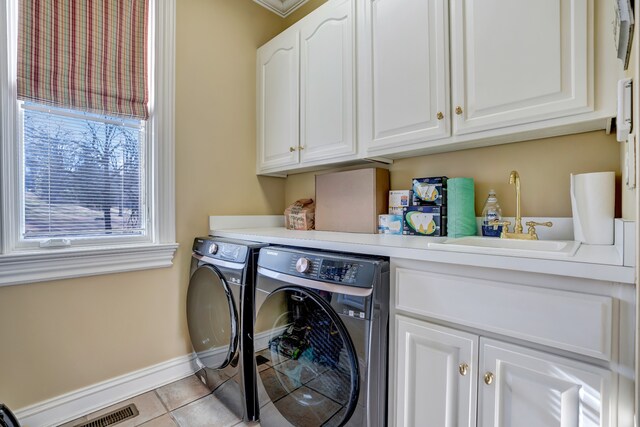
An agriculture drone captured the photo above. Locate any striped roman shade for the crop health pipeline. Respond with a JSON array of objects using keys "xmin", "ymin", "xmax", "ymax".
[{"xmin": 17, "ymin": 0, "xmax": 149, "ymax": 119}]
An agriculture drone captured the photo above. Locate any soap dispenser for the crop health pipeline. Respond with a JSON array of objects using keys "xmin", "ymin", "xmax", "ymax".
[{"xmin": 481, "ymin": 190, "xmax": 502, "ymax": 237}]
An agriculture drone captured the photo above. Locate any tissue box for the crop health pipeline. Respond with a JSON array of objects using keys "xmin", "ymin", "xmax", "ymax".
[
  {"xmin": 378, "ymin": 215, "xmax": 403, "ymax": 234},
  {"xmin": 389, "ymin": 190, "xmax": 412, "ymax": 215},
  {"xmin": 284, "ymin": 199, "xmax": 315, "ymax": 230},
  {"xmin": 412, "ymin": 177, "xmax": 447, "ymax": 206},
  {"xmin": 315, "ymin": 168, "xmax": 390, "ymax": 233},
  {"xmin": 403, "ymin": 206, "xmax": 447, "ymax": 236}
]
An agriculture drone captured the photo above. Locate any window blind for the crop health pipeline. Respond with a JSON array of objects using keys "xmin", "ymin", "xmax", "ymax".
[
  {"xmin": 17, "ymin": 0, "xmax": 149, "ymax": 119},
  {"xmin": 22, "ymin": 103, "xmax": 146, "ymax": 240}
]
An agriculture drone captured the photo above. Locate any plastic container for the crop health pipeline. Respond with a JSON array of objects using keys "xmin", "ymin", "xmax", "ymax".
[{"xmin": 481, "ymin": 190, "xmax": 502, "ymax": 237}]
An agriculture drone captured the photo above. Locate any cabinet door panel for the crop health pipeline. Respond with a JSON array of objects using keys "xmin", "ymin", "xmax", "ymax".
[
  {"xmin": 451, "ymin": 0, "xmax": 590, "ymax": 134},
  {"xmin": 257, "ymin": 30, "xmax": 299, "ymax": 172},
  {"xmin": 360, "ymin": 0, "xmax": 449, "ymax": 154},
  {"xmin": 478, "ymin": 338, "xmax": 612, "ymax": 427},
  {"xmin": 395, "ymin": 316, "xmax": 477, "ymax": 427},
  {"xmin": 300, "ymin": 0, "xmax": 356, "ymax": 164}
]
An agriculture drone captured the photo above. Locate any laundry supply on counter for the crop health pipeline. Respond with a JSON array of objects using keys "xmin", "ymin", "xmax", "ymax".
[
  {"xmin": 403, "ymin": 205, "xmax": 447, "ymax": 236},
  {"xmin": 412, "ymin": 176, "xmax": 447, "ymax": 206},
  {"xmin": 570, "ymin": 171, "xmax": 615, "ymax": 244},
  {"xmin": 378, "ymin": 214, "xmax": 404, "ymax": 234},
  {"xmin": 388, "ymin": 190, "xmax": 412, "ymax": 215},
  {"xmin": 447, "ymin": 177, "xmax": 477, "ymax": 238},
  {"xmin": 481, "ymin": 190, "xmax": 503, "ymax": 237},
  {"xmin": 284, "ymin": 199, "xmax": 315, "ymax": 230}
]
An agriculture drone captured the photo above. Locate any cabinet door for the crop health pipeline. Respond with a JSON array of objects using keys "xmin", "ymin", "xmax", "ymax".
[
  {"xmin": 394, "ymin": 316, "xmax": 477, "ymax": 427},
  {"xmin": 478, "ymin": 338, "xmax": 612, "ymax": 427},
  {"xmin": 299, "ymin": 0, "xmax": 356, "ymax": 164},
  {"xmin": 256, "ymin": 30, "xmax": 300, "ymax": 173},
  {"xmin": 359, "ymin": 0, "xmax": 449, "ymax": 154},
  {"xmin": 450, "ymin": 0, "xmax": 591, "ymax": 135}
]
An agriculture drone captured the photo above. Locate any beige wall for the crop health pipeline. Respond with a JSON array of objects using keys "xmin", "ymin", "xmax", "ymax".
[
  {"xmin": 286, "ymin": 131, "xmax": 622, "ymax": 218},
  {"xmin": 0, "ymin": 0, "xmax": 285, "ymax": 410},
  {"xmin": 284, "ymin": 0, "xmax": 327, "ymax": 27}
]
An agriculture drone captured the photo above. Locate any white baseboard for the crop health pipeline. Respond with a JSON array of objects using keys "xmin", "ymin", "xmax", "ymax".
[{"xmin": 15, "ymin": 354, "xmax": 198, "ymax": 427}]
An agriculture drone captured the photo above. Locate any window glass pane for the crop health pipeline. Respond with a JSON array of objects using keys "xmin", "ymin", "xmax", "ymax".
[{"xmin": 22, "ymin": 103, "xmax": 146, "ymax": 240}]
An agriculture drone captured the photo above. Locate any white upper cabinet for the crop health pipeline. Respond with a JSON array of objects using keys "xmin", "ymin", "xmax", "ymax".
[
  {"xmin": 300, "ymin": 0, "xmax": 356, "ymax": 163},
  {"xmin": 358, "ymin": 0, "xmax": 616, "ymax": 159},
  {"xmin": 358, "ymin": 0, "xmax": 450, "ymax": 153},
  {"xmin": 257, "ymin": 0, "xmax": 356, "ymax": 175},
  {"xmin": 257, "ymin": 30, "xmax": 300, "ymax": 172},
  {"xmin": 258, "ymin": 0, "xmax": 617, "ymax": 173},
  {"xmin": 450, "ymin": 0, "xmax": 590, "ymax": 135}
]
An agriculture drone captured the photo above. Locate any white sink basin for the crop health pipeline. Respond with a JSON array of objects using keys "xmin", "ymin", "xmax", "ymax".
[{"xmin": 427, "ymin": 236, "xmax": 581, "ymax": 259}]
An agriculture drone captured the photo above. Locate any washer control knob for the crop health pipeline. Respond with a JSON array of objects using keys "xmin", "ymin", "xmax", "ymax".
[
  {"xmin": 208, "ymin": 243, "xmax": 218, "ymax": 255},
  {"xmin": 295, "ymin": 257, "xmax": 312, "ymax": 273}
]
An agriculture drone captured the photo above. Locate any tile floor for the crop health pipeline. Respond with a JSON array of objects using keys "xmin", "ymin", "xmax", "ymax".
[
  {"xmin": 58, "ymin": 346, "xmax": 351, "ymax": 427},
  {"xmin": 59, "ymin": 343, "xmax": 352, "ymax": 427},
  {"xmin": 58, "ymin": 374, "xmax": 259, "ymax": 427}
]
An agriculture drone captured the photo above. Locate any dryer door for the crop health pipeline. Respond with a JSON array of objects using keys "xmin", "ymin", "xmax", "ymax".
[
  {"xmin": 255, "ymin": 286, "xmax": 359, "ymax": 427},
  {"xmin": 187, "ymin": 264, "xmax": 238, "ymax": 370}
]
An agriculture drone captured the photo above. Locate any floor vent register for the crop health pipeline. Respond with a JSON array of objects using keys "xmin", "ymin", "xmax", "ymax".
[{"xmin": 74, "ymin": 404, "xmax": 139, "ymax": 427}]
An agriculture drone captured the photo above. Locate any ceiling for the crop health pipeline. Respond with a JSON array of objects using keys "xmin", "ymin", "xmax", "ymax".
[{"xmin": 253, "ymin": 0, "xmax": 311, "ymax": 17}]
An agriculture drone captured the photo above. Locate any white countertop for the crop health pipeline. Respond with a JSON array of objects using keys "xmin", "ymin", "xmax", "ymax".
[{"xmin": 211, "ymin": 227, "xmax": 636, "ymax": 284}]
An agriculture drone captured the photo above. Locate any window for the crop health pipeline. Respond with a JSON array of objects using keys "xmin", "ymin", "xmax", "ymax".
[
  {"xmin": 21, "ymin": 103, "xmax": 147, "ymax": 245},
  {"xmin": 0, "ymin": 1, "xmax": 177, "ymax": 286}
]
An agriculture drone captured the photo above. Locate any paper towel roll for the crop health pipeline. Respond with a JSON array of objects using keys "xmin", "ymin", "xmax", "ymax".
[
  {"xmin": 447, "ymin": 177, "xmax": 477, "ymax": 238},
  {"xmin": 570, "ymin": 171, "xmax": 615, "ymax": 245}
]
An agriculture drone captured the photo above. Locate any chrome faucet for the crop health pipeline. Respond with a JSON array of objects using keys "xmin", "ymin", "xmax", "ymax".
[{"xmin": 489, "ymin": 170, "xmax": 552, "ymax": 240}]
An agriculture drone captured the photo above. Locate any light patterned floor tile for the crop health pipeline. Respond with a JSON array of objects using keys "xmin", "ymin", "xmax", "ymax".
[
  {"xmin": 139, "ymin": 413, "xmax": 178, "ymax": 427},
  {"xmin": 155, "ymin": 375, "xmax": 211, "ymax": 411},
  {"xmin": 172, "ymin": 395, "xmax": 241, "ymax": 427}
]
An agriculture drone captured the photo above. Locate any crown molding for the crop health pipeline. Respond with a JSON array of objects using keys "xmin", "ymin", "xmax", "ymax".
[{"xmin": 253, "ymin": 0, "xmax": 310, "ymax": 18}]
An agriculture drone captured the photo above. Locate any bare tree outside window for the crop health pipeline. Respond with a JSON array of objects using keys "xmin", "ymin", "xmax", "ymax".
[{"xmin": 22, "ymin": 105, "xmax": 145, "ymax": 239}]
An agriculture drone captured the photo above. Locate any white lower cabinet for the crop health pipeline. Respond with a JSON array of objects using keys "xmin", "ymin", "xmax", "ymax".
[
  {"xmin": 394, "ymin": 317, "xmax": 613, "ymax": 427},
  {"xmin": 395, "ymin": 316, "xmax": 478, "ymax": 427},
  {"xmin": 390, "ymin": 263, "xmax": 631, "ymax": 427},
  {"xmin": 478, "ymin": 338, "xmax": 612, "ymax": 427}
]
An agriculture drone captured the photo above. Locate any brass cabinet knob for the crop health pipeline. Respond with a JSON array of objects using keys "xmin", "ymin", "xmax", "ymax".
[
  {"xmin": 289, "ymin": 146, "xmax": 296, "ymax": 152},
  {"xmin": 437, "ymin": 112, "xmax": 444, "ymax": 120},
  {"xmin": 455, "ymin": 106, "xmax": 463, "ymax": 115},
  {"xmin": 298, "ymin": 145, "xmax": 305, "ymax": 150},
  {"xmin": 459, "ymin": 363, "xmax": 469, "ymax": 376},
  {"xmin": 484, "ymin": 372, "xmax": 494, "ymax": 385}
]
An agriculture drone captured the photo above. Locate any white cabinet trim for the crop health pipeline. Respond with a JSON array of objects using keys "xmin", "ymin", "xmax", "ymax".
[{"xmin": 395, "ymin": 268, "xmax": 614, "ymax": 360}]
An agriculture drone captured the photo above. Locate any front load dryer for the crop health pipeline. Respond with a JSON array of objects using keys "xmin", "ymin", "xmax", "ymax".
[{"xmin": 187, "ymin": 236, "xmax": 267, "ymax": 422}]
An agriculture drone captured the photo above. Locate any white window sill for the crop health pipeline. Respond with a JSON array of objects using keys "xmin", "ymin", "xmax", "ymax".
[{"xmin": 0, "ymin": 243, "xmax": 179, "ymax": 287}]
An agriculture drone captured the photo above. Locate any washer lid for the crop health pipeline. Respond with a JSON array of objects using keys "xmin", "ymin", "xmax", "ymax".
[{"xmin": 187, "ymin": 265, "xmax": 238, "ymax": 370}]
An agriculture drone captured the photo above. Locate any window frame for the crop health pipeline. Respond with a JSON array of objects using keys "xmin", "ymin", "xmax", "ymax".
[{"xmin": 0, "ymin": 0, "xmax": 177, "ymax": 287}]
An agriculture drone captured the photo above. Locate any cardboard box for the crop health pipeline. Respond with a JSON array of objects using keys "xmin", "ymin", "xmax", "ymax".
[
  {"xmin": 389, "ymin": 190, "xmax": 412, "ymax": 215},
  {"xmin": 403, "ymin": 205, "xmax": 447, "ymax": 236},
  {"xmin": 315, "ymin": 168, "xmax": 390, "ymax": 233},
  {"xmin": 412, "ymin": 176, "xmax": 448, "ymax": 206}
]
